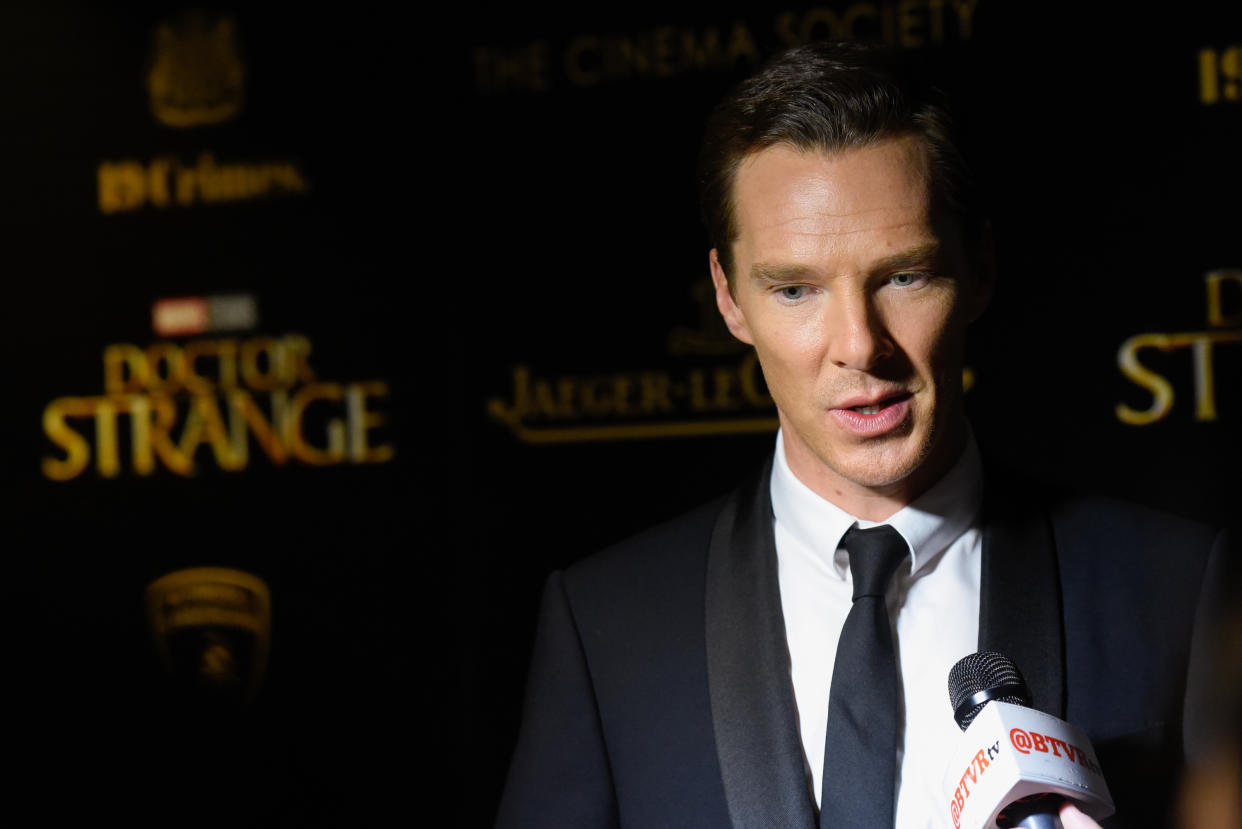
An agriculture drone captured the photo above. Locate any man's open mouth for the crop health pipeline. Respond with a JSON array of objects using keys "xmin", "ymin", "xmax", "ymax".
[{"xmin": 848, "ymin": 393, "xmax": 910, "ymax": 414}]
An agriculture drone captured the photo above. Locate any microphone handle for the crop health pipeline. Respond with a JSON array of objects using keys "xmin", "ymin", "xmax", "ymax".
[
  {"xmin": 999, "ymin": 793, "xmax": 1064, "ymax": 829},
  {"xmin": 1015, "ymin": 816, "xmax": 1061, "ymax": 829}
]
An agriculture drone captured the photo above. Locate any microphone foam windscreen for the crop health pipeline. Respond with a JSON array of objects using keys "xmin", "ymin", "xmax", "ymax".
[{"xmin": 948, "ymin": 651, "xmax": 1032, "ymax": 730}]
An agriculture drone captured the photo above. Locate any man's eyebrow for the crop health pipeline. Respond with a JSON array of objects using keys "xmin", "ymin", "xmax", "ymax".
[
  {"xmin": 749, "ymin": 262, "xmax": 816, "ymax": 284},
  {"xmin": 872, "ymin": 242, "xmax": 943, "ymax": 272},
  {"xmin": 748, "ymin": 243, "xmax": 945, "ymax": 284}
]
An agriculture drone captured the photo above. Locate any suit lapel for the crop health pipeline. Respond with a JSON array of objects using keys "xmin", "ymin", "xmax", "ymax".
[
  {"xmin": 706, "ymin": 458, "xmax": 819, "ymax": 829},
  {"xmin": 978, "ymin": 471, "xmax": 1066, "ymax": 718},
  {"xmin": 704, "ymin": 457, "xmax": 1067, "ymax": 825}
]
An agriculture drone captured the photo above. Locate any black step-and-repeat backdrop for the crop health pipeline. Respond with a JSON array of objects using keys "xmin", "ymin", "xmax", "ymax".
[{"xmin": 3, "ymin": 3, "xmax": 1240, "ymax": 825}]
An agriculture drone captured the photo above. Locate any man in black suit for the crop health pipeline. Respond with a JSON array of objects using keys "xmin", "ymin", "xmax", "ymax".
[{"xmin": 496, "ymin": 41, "xmax": 1230, "ymax": 829}]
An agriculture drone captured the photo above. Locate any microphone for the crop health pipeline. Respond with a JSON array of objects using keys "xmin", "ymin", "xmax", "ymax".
[{"xmin": 942, "ymin": 651, "xmax": 1114, "ymax": 829}]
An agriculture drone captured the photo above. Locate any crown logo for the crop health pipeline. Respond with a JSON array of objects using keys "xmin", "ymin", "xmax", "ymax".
[{"xmin": 147, "ymin": 10, "xmax": 245, "ymax": 128}]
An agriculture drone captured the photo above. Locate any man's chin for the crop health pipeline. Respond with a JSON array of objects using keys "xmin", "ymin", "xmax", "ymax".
[
  {"xmin": 821, "ymin": 435, "xmax": 934, "ymax": 492},
  {"xmin": 781, "ymin": 415, "xmax": 945, "ymax": 493},
  {"xmin": 831, "ymin": 458, "xmax": 925, "ymax": 492}
]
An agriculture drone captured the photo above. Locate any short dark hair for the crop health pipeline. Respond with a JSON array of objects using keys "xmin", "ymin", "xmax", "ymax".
[{"xmin": 697, "ymin": 41, "xmax": 980, "ymax": 281}]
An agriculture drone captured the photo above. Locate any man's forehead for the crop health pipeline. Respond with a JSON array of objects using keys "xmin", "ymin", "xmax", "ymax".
[
  {"xmin": 729, "ymin": 137, "xmax": 972, "ymax": 264},
  {"xmin": 733, "ymin": 139, "xmax": 933, "ymax": 241},
  {"xmin": 742, "ymin": 134, "xmax": 929, "ymax": 184}
]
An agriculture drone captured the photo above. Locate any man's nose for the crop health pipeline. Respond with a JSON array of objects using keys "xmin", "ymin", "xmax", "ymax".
[{"xmin": 826, "ymin": 290, "xmax": 894, "ymax": 371}]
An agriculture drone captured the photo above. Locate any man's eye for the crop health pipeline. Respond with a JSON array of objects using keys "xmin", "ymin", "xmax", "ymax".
[
  {"xmin": 890, "ymin": 272, "xmax": 926, "ymax": 288},
  {"xmin": 778, "ymin": 285, "xmax": 808, "ymax": 301}
]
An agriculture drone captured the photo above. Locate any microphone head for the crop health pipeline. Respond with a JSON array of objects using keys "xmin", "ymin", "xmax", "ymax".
[{"xmin": 948, "ymin": 651, "xmax": 1032, "ymax": 730}]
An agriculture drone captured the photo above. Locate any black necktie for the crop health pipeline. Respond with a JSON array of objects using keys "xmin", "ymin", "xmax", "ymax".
[{"xmin": 819, "ymin": 525, "xmax": 908, "ymax": 829}]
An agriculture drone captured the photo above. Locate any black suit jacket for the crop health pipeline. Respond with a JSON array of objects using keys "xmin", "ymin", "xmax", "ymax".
[{"xmin": 496, "ymin": 457, "xmax": 1231, "ymax": 828}]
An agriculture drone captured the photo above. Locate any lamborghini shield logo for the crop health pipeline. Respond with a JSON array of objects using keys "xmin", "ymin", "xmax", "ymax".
[{"xmin": 145, "ymin": 567, "xmax": 271, "ymax": 704}]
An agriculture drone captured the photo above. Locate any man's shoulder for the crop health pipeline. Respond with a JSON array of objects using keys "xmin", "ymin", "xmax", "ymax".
[
  {"xmin": 535, "ymin": 491, "xmax": 739, "ymax": 674},
  {"xmin": 561, "ymin": 493, "xmax": 730, "ymax": 603},
  {"xmin": 1047, "ymin": 491, "xmax": 1218, "ymax": 550},
  {"xmin": 982, "ymin": 464, "xmax": 1225, "ymax": 631},
  {"xmin": 985, "ymin": 462, "xmax": 1220, "ymax": 558},
  {"xmin": 1041, "ymin": 488, "xmax": 1219, "ymax": 561},
  {"xmin": 563, "ymin": 456, "xmax": 771, "ymax": 597}
]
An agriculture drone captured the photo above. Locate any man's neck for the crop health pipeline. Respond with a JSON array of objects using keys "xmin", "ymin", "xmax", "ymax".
[{"xmin": 780, "ymin": 422, "xmax": 968, "ymax": 522}]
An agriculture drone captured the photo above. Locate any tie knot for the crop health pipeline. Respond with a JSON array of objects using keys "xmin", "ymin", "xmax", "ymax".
[{"xmin": 841, "ymin": 524, "xmax": 908, "ymax": 601}]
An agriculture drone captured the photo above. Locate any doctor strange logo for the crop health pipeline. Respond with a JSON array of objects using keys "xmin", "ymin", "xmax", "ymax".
[{"xmin": 41, "ymin": 333, "xmax": 394, "ymax": 481}]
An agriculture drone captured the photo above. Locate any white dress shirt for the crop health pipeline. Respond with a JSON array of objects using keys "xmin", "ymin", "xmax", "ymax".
[{"xmin": 771, "ymin": 429, "xmax": 983, "ymax": 828}]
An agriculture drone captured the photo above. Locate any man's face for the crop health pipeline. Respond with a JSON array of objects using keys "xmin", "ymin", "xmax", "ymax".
[{"xmin": 711, "ymin": 136, "xmax": 988, "ymax": 510}]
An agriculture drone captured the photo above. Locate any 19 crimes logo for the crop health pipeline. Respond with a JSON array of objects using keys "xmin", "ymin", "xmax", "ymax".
[
  {"xmin": 948, "ymin": 739, "xmax": 1000, "ymax": 829},
  {"xmin": 40, "ymin": 296, "xmax": 394, "ymax": 481},
  {"xmin": 98, "ymin": 153, "xmax": 309, "ymax": 214},
  {"xmin": 95, "ymin": 11, "xmax": 310, "ymax": 214}
]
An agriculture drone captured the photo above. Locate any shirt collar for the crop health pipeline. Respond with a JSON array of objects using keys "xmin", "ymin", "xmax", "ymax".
[{"xmin": 770, "ymin": 428, "xmax": 983, "ymax": 579}]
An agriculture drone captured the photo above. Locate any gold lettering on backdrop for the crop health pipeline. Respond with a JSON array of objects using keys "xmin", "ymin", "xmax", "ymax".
[
  {"xmin": 489, "ymin": 274, "xmax": 977, "ymax": 443},
  {"xmin": 473, "ymin": 41, "xmax": 552, "ymax": 94},
  {"xmin": 98, "ymin": 154, "xmax": 309, "ymax": 214},
  {"xmin": 476, "ymin": 2, "xmax": 978, "ymax": 94},
  {"xmin": 1116, "ymin": 270, "xmax": 1242, "ymax": 425},
  {"xmin": 43, "ymin": 398, "xmax": 94, "ymax": 481},
  {"xmin": 1199, "ymin": 46, "xmax": 1242, "ymax": 105},
  {"xmin": 784, "ymin": 0, "xmax": 982, "ymax": 50},
  {"xmin": 951, "ymin": 0, "xmax": 978, "ymax": 40},
  {"xmin": 1116, "ymin": 334, "xmax": 1178, "ymax": 426},
  {"xmin": 563, "ymin": 23, "xmax": 758, "ymax": 88},
  {"xmin": 347, "ymin": 382, "xmax": 395, "ymax": 463},
  {"xmin": 486, "ymin": 352, "xmax": 778, "ymax": 443},
  {"xmin": 41, "ymin": 334, "xmax": 395, "ymax": 481},
  {"xmin": 487, "ymin": 362, "xmax": 979, "ymax": 443},
  {"xmin": 1206, "ymin": 270, "xmax": 1242, "ymax": 327}
]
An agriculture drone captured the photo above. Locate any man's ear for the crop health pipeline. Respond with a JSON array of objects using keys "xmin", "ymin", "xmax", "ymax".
[{"xmin": 710, "ymin": 249, "xmax": 755, "ymax": 345}]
